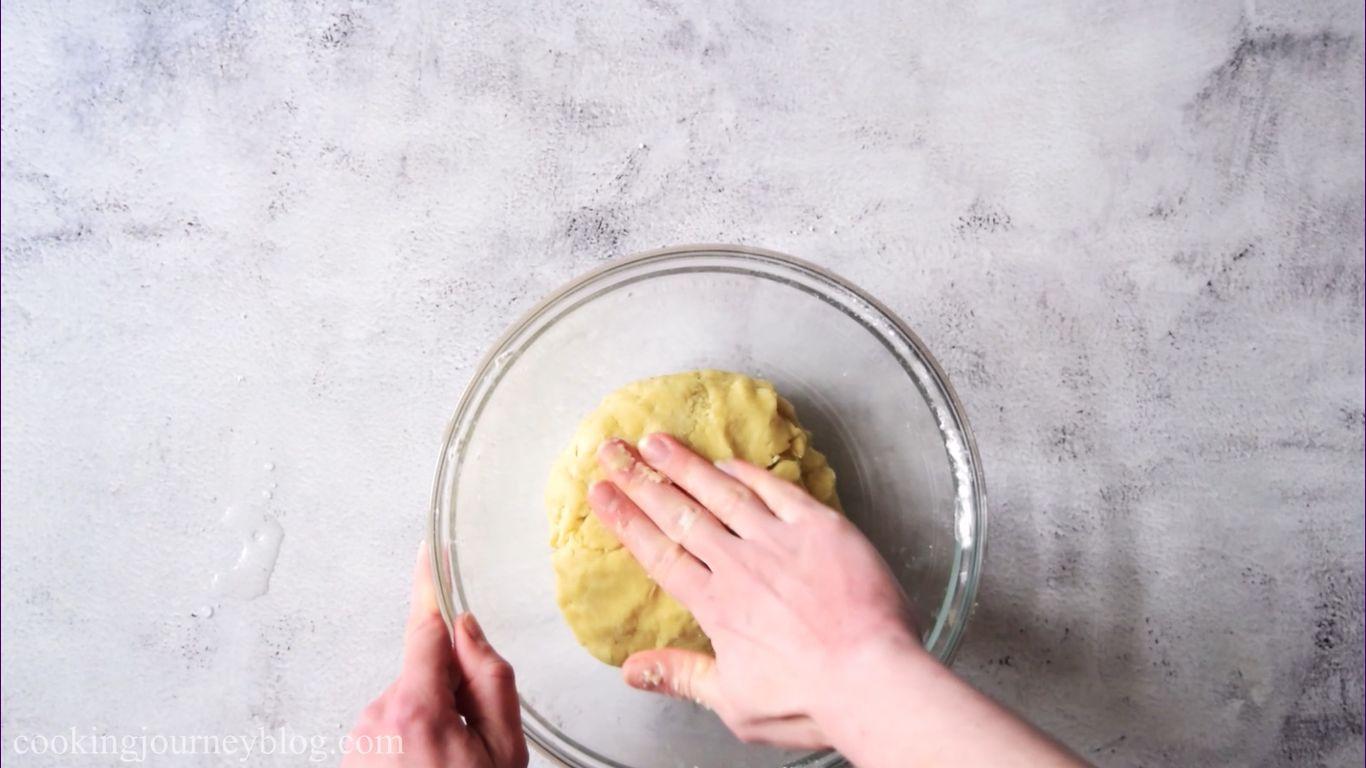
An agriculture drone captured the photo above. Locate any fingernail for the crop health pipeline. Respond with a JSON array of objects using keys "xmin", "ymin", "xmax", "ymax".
[
  {"xmin": 461, "ymin": 612, "xmax": 486, "ymax": 644},
  {"xmin": 598, "ymin": 439, "xmax": 633, "ymax": 472},
  {"xmin": 638, "ymin": 434, "xmax": 668, "ymax": 462}
]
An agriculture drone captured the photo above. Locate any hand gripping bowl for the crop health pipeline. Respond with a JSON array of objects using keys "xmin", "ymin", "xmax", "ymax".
[{"xmin": 430, "ymin": 245, "xmax": 986, "ymax": 768}]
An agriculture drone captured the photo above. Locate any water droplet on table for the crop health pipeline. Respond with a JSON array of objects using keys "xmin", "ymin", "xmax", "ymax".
[{"xmin": 210, "ymin": 505, "xmax": 285, "ymax": 600}]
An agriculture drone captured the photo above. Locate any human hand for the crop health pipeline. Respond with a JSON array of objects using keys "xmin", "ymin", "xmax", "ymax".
[
  {"xmin": 343, "ymin": 546, "xmax": 528, "ymax": 768},
  {"xmin": 587, "ymin": 434, "xmax": 923, "ymax": 748}
]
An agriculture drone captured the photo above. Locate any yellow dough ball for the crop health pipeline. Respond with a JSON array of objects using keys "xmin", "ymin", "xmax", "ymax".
[{"xmin": 545, "ymin": 370, "xmax": 840, "ymax": 666}]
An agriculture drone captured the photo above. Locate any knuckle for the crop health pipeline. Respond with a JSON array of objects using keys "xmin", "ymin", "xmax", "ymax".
[
  {"xmin": 721, "ymin": 483, "xmax": 755, "ymax": 513},
  {"xmin": 726, "ymin": 717, "xmax": 760, "ymax": 743},
  {"xmin": 409, "ymin": 614, "xmax": 448, "ymax": 640},
  {"xmin": 690, "ymin": 587, "xmax": 719, "ymax": 620},
  {"xmin": 359, "ymin": 698, "xmax": 386, "ymax": 726},
  {"xmin": 646, "ymin": 543, "xmax": 683, "ymax": 581},
  {"xmin": 385, "ymin": 695, "xmax": 434, "ymax": 732},
  {"xmin": 678, "ymin": 460, "xmax": 706, "ymax": 488},
  {"xmin": 481, "ymin": 655, "xmax": 516, "ymax": 683},
  {"xmin": 819, "ymin": 508, "xmax": 852, "ymax": 533},
  {"xmin": 614, "ymin": 508, "xmax": 636, "ymax": 538},
  {"xmin": 673, "ymin": 504, "xmax": 703, "ymax": 540},
  {"xmin": 660, "ymin": 665, "xmax": 687, "ymax": 696},
  {"xmin": 796, "ymin": 504, "xmax": 842, "ymax": 532}
]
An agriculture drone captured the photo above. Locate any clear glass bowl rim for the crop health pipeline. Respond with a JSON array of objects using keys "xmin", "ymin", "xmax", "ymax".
[{"xmin": 429, "ymin": 243, "xmax": 988, "ymax": 768}]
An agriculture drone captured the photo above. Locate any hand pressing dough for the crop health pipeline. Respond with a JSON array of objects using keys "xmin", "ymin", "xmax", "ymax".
[{"xmin": 546, "ymin": 369, "xmax": 840, "ymax": 666}]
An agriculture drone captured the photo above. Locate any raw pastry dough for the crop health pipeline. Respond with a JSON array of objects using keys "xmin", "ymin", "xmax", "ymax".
[{"xmin": 546, "ymin": 370, "xmax": 839, "ymax": 665}]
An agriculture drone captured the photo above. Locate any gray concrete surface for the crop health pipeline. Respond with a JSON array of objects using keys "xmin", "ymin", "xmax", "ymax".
[{"xmin": 2, "ymin": 1, "xmax": 1362, "ymax": 765}]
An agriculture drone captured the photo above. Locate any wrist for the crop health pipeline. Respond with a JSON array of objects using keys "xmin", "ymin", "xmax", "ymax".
[{"xmin": 810, "ymin": 629, "xmax": 935, "ymax": 739}]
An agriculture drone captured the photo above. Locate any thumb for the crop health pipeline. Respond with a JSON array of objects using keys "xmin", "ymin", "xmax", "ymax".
[
  {"xmin": 400, "ymin": 542, "xmax": 458, "ymax": 700},
  {"xmin": 622, "ymin": 649, "xmax": 722, "ymax": 708}
]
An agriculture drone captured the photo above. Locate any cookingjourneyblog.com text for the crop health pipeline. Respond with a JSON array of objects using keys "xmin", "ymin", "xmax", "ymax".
[{"xmin": 6, "ymin": 725, "xmax": 400, "ymax": 763}]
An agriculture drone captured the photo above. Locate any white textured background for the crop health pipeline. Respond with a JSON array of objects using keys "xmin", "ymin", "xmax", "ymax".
[{"xmin": 2, "ymin": 1, "xmax": 1363, "ymax": 766}]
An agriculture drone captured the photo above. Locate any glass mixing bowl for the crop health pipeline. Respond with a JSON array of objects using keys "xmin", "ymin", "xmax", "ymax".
[{"xmin": 430, "ymin": 245, "xmax": 986, "ymax": 768}]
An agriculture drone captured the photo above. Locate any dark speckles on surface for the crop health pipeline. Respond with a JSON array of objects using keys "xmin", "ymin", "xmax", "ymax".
[
  {"xmin": 1241, "ymin": 564, "xmax": 1276, "ymax": 591},
  {"xmin": 1194, "ymin": 30, "xmax": 1358, "ymax": 107},
  {"xmin": 954, "ymin": 199, "xmax": 1013, "ymax": 234},
  {"xmin": 941, "ymin": 345, "xmax": 993, "ymax": 389},
  {"xmin": 1339, "ymin": 407, "xmax": 1365, "ymax": 435},
  {"xmin": 556, "ymin": 98, "xmax": 617, "ymax": 132},
  {"xmin": 1310, "ymin": 566, "xmax": 1361, "ymax": 654},
  {"xmin": 27, "ymin": 223, "xmax": 94, "ymax": 246},
  {"xmin": 1047, "ymin": 423, "xmax": 1089, "ymax": 461},
  {"xmin": 1148, "ymin": 193, "xmax": 1186, "ymax": 219},
  {"xmin": 1278, "ymin": 244, "xmax": 1366, "ymax": 308},
  {"xmin": 1092, "ymin": 734, "xmax": 1127, "ymax": 756},
  {"xmin": 610, "ymin": 146, "xmax": 648, "ymax": 194},
  {"xmin": 1097, "ymin": 480, "xmax": 1151, "ymax": 517},
  {"xmin": 560, "ymin": 205, "xmax": 629, "ymax": 258},
  {"xmin": 1312, "ymin": 613, "xmax": 1341, "ymax": 650},
  {"xmin": 1273, "ymin": 566, "xmax": 1366, "ymax": 764},
  {"xmin": 1187, "ymin": 28, "xmax": 1361, "ymax": 194},
  {"xmin": 316, "ymin": 12, "xmax": 358, "ymax": 50},
  {"xmin": 663, "ymin": 19, "xmax": 699, "ymax": 53},
  {"xmin": 1169, "ymin": 244, "xmax": 1263, "ymax": 301},
  {"xmin": 1057, "ymin": 358, "xmax": 1095, "ymax": 394},
  {"xmin": 1278, "ymin": 714, "xmax": 1365, "ymax": 765},
  {"xmin": 1045, "ymin": 549, "xmax": 1082, "ymax": 589}
]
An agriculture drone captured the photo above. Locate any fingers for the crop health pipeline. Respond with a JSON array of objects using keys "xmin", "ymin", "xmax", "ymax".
[
  {"xmin": 379, "ymin": 549, "xmax": 529, "ymax": 768},
  {"xmin": 405, "ymin": 540, "xmax": 442, "ymax": 636},
  {"xmin": 454, "ymin": 613, "xmax": 529, "ymax": 768},
  {"xmin": 401, "ymin": 542, "xmax": 460, "ymax": 702},
  {"xmin": 623, "ymin": 648, "xmax": 722, "ymax": 709},
  {"xmin": 635, "ymin": 434, "xmax": 782, "ymax": 536},
  {"xmin": 714, "ymin": 456, "xmax": 831, "ymax": 523},
  {"xmin": 624, "ymin": 649, "xmax": 828, "ymax": 749},
  {"xmin": 587, "ymin": 481, "xmax": 710, "ymax": 602},
  {"xmin": 596, "ymin": 439, "xmax": 736, "ymax": 563},
  {"xmin": 730, "ymin": 715, "xmax": 830, "ymax": 749}
]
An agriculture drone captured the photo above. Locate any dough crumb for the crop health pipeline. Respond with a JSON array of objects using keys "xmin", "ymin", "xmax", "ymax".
[
  {"xmin": 640, "ymin": 465, "xmax": 668, "ymax": 484},
  {"xmin": 639, "ymin": 662, "xmax": 665, "ymax": 688},
  {"xmin": 677, "ymin": 506, "xmax": 700, "ymax": 534},
  {"xmin": 602, "ymin": 442, "xmax": 633, "ymax": 472}
]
